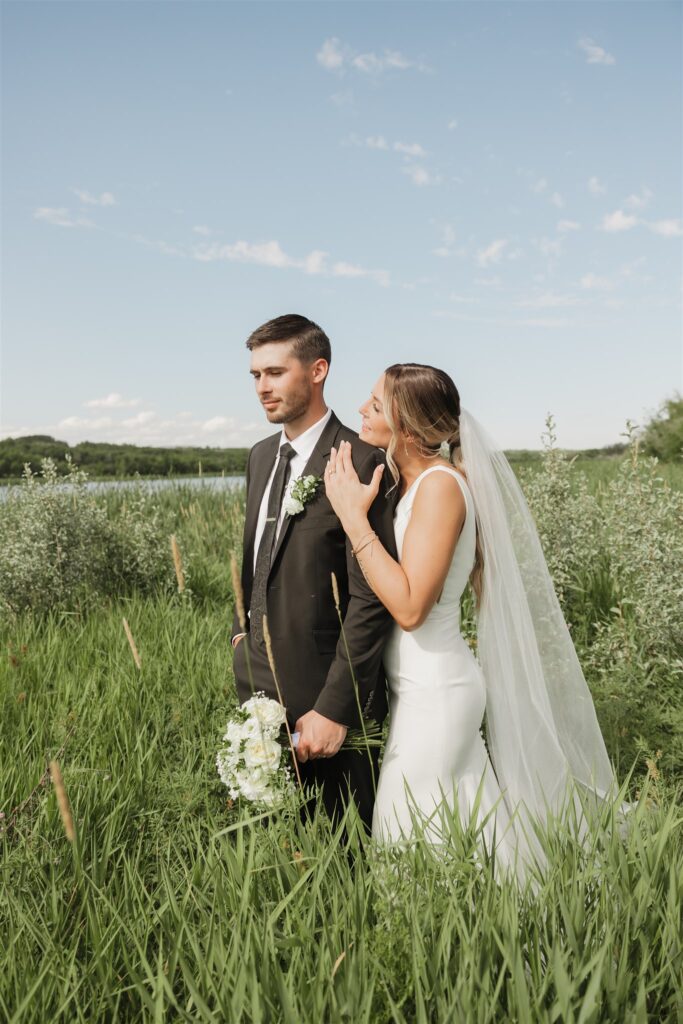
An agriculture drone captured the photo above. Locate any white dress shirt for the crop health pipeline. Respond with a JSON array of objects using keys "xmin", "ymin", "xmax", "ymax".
[{"xmin": 252, "ymin": 407, "xmax": 333, "ymax": 575}]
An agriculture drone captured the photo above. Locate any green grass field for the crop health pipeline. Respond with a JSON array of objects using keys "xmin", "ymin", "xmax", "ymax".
[{"xmin": 1, "ymin": 453, "xmax": 682, "ymax": 1022}]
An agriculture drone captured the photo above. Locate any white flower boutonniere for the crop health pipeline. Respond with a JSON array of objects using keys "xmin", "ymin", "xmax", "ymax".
[{"xmin": 283, "ymin": 474, "xmax": 323, "ymax": 517}]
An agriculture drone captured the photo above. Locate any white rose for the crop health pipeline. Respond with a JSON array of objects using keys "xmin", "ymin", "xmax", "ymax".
[
  {"xmin": 236, "ymin": 769, "xmax": 273, "ymax": 803},
  {"xmin": 223, "ymin": 720, "xmax": 248, "ymax": 746},
  {"xmin": 243, "ymin": 734, "xmax": 282, "ymax": 772},
  {"xmin": 283, "ymin": 494, "xmax": 304, "ymax": 516},
  {"xmin": 247, "ymin": 698, "xmax": 287, "ymax": 731}
]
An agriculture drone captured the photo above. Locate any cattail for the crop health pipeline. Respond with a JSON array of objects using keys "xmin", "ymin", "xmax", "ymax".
[
  {"xmin": 49, "ymin": 759, "xmax": 75, "ymax": 842},
  {"xmin": 230, "ymin": 553, "xmax": 246, "ymax": 630},
  {"xmin": 263, "ymin": 616, "xmax": 302, "ymax": 791},
  {"xmin": 170, "ymin": 534, "xmax": 185, "ymax": 593},
  {"xmin": 331, "ymin": 571, "xmax": 341, "ymax": 611},
  {"xmin": 331, "ymin": 948, "xmax": 348, "ymax": 979},
  {"xmin": 122, "ymin": 617, "xmax": 142, "ymax": 670}
]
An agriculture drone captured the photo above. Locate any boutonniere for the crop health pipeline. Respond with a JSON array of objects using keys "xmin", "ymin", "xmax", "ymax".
[{"xmin": 283, "ymin": 474, "xmax": 323, "ymax": 517}]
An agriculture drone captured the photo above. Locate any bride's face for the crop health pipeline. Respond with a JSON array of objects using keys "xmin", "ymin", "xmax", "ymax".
[{"xmin": 359, "ymin": 374, "xmax": 392, "ymax": 449}]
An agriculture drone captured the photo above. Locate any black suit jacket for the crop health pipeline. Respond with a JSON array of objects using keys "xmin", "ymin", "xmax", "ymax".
[{"xmin": 231, "ymin": 410, "xmax": 398, "ymax": 728}]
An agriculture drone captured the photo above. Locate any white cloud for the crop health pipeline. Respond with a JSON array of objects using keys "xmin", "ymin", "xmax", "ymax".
[
  {"xmin": 432, "ymin": 222, "xmax": 456, "ymax": 257},
  {"xmin": 519, "ymin": 317, "xmax": 569, "ymax": 328},
  {"xmin": 580, "ymin": 273, "xmax": 615, "ymax": 290},
  {"xmin": 316, "ymin": 37, "xmax": 345, "ymax": 71},
  {"xmin": 624, "ymin": 186, "xmax": 653, "ymax": 210},
  {"xmin": 601, "ymin": 209, "xmax": 639, "ymax": 232},
  {"xmin": 393, "ymin": 141, "xmax": 427, "ymax": 158},
  {"xmin": 193, "ymin": 225, "xmax": 212, "ymax": 236},
  {"xmin": 122, "ymin": 411, "xmax": 156, "ymax": 428},
  {"xmin": 33, "ymin": 206, "xmax": 93, "ymax": 228},
  {"xmin": 578, "ymin": 37, "xmax": 615, "ymax": 65},
  {"xmin": 43, "ymin": 408, "xmax": 268, "ymax": 447},
  {"xmin": 516, "ymin": 292, "xmax": 579, "ymax": 309},
  {"xmin": 331, "ymin": 261, "xmax": 390, "ymax": 287},
  {"xmin": 476, "ymin": 239, "xmax": 508, "ymax": 267},
  {"xmin": 588, "ymin": 176, "xmax": 607, "ymax": 195},
  {"xmin": 72, "ymin": 189, "xmax": 116, "ymax": 207},
  {"xmin": 646, "ymin": 218, "xmax": 682, "ymax": 237},
  {"xmin": 550, "ymin": 192, "xmax": 565, "ymax": 209},
  {"xmin": 532, "ymin": 178, "xmax": 548, "ymax": 194},
  {"xmin": 536, "ymin": 237, "xmax": 564, "ymax": 258},
  {"xmin": 402, "ymin": 164, "xmax": 439, "ymax": 187},
  {"xmin": 557, "ymin": 219, "xmax": 580, "ymax": 233},
  {"xmin": 58, "ymin": 415, "xmax": 114, "ymax": 430},
  {"xmin": 447, "ymin": 118, "xmax": 458, "ymax": 131},
  {"xmin": 316, "ymin": 37, "xmax": 430, "ymax": 76},
  {"xmin": 192, "ymin": 238, "xmax": 389, "ymax": 286},
  {"xmin": 85, "ymin": 393, "xmax": 141, "ymax": 409}
]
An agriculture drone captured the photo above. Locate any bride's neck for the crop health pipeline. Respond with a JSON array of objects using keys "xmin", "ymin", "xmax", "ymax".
[{"xmin": 396, "ymin": 453, "xmax": 445, "ymax": 494}]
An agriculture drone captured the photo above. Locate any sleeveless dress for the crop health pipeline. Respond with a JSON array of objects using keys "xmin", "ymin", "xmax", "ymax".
[{"xmin": 371, "ymin": 465, "xmax": 522, "ymax": 876}]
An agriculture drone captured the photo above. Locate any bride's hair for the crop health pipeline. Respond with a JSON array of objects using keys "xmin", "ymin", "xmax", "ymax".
[{"xmin": 382, "ymin": 363, "xmax": 484, "ymax": 608}]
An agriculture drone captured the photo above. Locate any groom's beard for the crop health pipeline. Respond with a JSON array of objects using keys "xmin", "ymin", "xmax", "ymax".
[{"xmin": 262, "ymin": 381, "xmax": 312, "ymax": 424}]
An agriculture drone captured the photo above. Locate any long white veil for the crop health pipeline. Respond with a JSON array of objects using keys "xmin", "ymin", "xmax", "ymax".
[{"xmin": 458, "ymin": 408, "xmax": 631, "ymax": 864}]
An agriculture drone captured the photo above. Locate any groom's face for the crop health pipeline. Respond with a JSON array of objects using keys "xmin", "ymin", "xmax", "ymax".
[{"xmin": 250, "ymin": 340, "xmax": 317, "ymax": 424}]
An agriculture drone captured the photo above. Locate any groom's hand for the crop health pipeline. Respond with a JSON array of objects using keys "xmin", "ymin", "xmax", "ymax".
[{"xmin": 294, "ymin": 710, "xmax": 347, "ymax": 762}]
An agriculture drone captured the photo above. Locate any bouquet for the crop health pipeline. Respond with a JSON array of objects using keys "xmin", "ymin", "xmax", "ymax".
[
  {"xmin": 216, "ymin": 693, "xmax": 296, "ymax": 809},
  {"xmin": 216, "ymin": 692, "xmax": 386, "ymax": 811}
]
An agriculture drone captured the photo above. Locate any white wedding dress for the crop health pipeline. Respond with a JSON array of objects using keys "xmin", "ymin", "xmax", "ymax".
[{"xmin": 371, "ymin": 465, "xmax": 524, "ymax": 879}]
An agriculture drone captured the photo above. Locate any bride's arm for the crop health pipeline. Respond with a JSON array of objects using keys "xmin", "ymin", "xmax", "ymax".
[{"xmin": 325, "ymin": 441, "xmax": 466, "ymax": 631}]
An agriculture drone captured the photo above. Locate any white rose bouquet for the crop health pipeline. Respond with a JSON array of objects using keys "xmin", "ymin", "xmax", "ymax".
[{"xmin": 216, "ymin": 693, "xmax": 296, "ymax": 809}]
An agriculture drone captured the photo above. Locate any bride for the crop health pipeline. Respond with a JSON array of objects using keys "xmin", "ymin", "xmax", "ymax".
[{"xmin": 324, "ymin": 363, "xmax": 626, "ymax": 883}]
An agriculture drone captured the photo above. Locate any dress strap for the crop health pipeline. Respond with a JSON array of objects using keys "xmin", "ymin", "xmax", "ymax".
[{"xmin": 403, "ymin": 465, "xmax": 471, "ymax": 509}]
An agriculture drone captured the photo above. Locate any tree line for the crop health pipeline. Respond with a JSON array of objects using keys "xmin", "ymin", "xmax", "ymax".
[{"xmin": 0, "ymin": 437, "xmax": 249, "ymax": 480}]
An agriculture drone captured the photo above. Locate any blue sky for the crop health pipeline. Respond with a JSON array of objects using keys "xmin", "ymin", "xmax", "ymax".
[{"xmin": 2, "ymin": 0, "xmax": 681, "ymax": 451}]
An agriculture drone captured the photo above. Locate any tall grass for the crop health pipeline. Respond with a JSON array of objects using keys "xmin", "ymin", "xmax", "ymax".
[{"xmin": 1, "ymin": 433, "xmax": 682, "ymax": 1021}]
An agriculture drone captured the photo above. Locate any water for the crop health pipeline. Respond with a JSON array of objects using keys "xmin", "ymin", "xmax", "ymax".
[{"xmin": 0, "ymin": 475, "xmax": 246, "ymax": 500}]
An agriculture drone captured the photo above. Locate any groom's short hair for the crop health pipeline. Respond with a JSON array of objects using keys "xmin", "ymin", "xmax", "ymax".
[{"xmin": 246, "ymin": 314, "xmax": 332, "ymax": 368}]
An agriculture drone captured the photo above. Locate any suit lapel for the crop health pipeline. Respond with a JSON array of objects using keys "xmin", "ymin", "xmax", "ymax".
[
  {"xmin": 243, "ymin": 432, "xmax": 280, "ymax": 576},
  {"xmin": 269, "ymin": 411, "xmax": 342, "ymax": 569}
]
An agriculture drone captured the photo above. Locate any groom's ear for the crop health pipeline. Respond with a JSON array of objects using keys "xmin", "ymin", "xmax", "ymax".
[{"xmin": 310, "ymin": 357, "xmax": 329, "ymax": 385}]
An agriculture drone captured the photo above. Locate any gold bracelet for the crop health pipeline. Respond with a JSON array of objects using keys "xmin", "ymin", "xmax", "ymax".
[{"xmin": 352, "ymin": 531, "xmax": 377, "ymax": 558}]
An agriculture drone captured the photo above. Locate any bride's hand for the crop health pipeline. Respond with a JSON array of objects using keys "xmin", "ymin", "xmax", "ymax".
[{"xmin": 324, "ymin": 440, "xmax": 384, "ymax": 526}]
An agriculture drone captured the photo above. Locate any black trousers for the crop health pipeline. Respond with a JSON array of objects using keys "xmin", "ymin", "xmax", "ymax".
[{"xmin": 233, "ymin": 632, "xmax": 381, "ymax": 835}]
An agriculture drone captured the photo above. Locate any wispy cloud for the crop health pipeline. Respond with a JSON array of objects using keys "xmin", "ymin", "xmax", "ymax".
[
  {"xmin": 402, "ymin": 164, "xmax": 439, "ymax": 187},
  {"xmin": 33, "ymin": 206, "xmax": 94, "ymax": 228},
  {"xmin": 588, "ymin": 176, "xmax": 607, "ymax": 195},
  {"xmin": 515, "ymin": 292, "xmax": 579, "ymax": 309},
  {"xmin": 45, "ymin": 407, "xmax": 266, "ymax": 447},
  {"xmin": 191, "ymin": 238, "xmax": 390, "ymax": 286},
  {"xmin": 476, "ymin": 239, "xmax": 508, "ymax": 267},
  {"xmin": 578, "ymin": 37, "xmax": 615, "ymax": 65},
  {"xmin": 447, "ymin": 118, "xmax": 458, "ymax": 131},
  {"xmin": 646, "ymin": 218, "xmax": 682, "ymax": 237},
  {"xmin": 316, "ymin": 37, "xmax": 431, "ymax": 76},
  {"xmin": 85, "ymin": 393, "xmax": 140, "ymax": 409},
  {"xmin": 557, "ymin": 219, "xmax": 580, "ymax": 233},
  {"xmin": 433, "ymin": 309, "xmax": 569, "ymax": 328},
  {"xmin": 193, "ymin": 224, "xmax": 212, "ymax": 236},
  {"xmin": 580, "ymin": 272, "xmax": 615, "ymax": 290},
  {"xmin": 393, "ymin": 141, "xmax": 427, "ymax": 158},
  {"xmin": 550, "ymin": 192, "xmax": 565, "ymax": 209},
  {"xmin": 72, "ymin": 189, "xmax": 116, "ymax": 206},
  {"xmin": 624, "ymin": 186, "xmax": 653, "ymax": 210},
  {"xmin": 600, "ymin": 209, "xmax": 639, "ymax": 232}
]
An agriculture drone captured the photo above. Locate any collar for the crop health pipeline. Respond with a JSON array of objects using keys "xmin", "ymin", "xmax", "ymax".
[{"xmin": 279, "ymin": 407, "xmax": 333, "ymax": 461}]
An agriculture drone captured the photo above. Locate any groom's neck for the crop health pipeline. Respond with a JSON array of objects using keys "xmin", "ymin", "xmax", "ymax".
[{"xmin": 283, "ymin": 399, "xmax": 329, "ymax": 441}]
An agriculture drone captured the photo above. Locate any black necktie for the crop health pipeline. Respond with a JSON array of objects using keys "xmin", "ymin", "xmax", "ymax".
[{"xmin": 250, "ymin": 442, "xmax": 296, "ymax": 643}]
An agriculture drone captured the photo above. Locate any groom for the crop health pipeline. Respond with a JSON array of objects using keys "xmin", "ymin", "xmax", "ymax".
[{"xmin": 230, "ymin": 314, "xmax": 397, "ymax": 832}]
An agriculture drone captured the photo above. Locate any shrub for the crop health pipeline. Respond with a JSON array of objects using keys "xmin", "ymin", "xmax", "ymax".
[{"xmin": 0, "ymin": 456, "xmax": 176, "ymax": 616}]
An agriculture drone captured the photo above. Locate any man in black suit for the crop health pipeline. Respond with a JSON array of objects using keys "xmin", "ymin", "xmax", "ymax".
[{"xmin": 231, "ymin": 314, "xmax": 397, "ymax": 832}]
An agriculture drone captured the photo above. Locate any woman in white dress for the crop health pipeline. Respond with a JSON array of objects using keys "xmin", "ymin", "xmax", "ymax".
[{"xmin": 324, "ymin": 363, "xmax": 627, "ymax": 884}]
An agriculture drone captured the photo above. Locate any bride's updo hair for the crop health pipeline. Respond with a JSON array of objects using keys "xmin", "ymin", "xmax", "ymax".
[{"xmin": 382, "ymin": 362, "xmax": 484, "ymax": 608}]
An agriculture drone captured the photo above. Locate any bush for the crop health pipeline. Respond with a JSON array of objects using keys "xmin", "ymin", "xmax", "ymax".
[
  {"xmin": 0, "ymin": 456, "xmax": 176, "ymax": 616},
  {"xmin": 640, "ymin": 393, "xmax": 683, "ymax": 462},
  {"xmin": 517, "ymin": 417, "xmax": 683, "ymax": 778}
]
